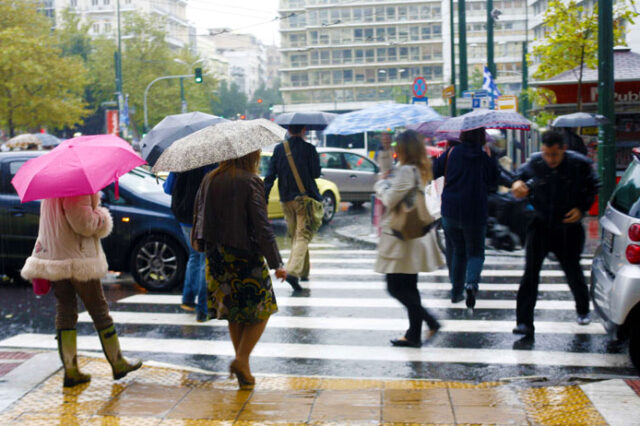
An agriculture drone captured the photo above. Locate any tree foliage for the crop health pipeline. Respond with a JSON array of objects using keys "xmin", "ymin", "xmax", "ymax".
[
  {"xmin": 0, "ymin": 1, "xmax": 87, "ymax": 137},
  {"xmin": 211, "ymin": 81, "xmax": 248, "ymax": 119},
  {"xmin": 532, "ymin": 0, "xmax": 636, "ymax": 110},
  {"xmin": 247, "ymin": 81, "xmax": 283, "ymax": 118}
]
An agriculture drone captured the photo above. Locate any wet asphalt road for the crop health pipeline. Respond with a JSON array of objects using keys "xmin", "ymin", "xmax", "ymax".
[{"xmin": 0, "ymin": 204, "xmax": 637, "ymax": 383}]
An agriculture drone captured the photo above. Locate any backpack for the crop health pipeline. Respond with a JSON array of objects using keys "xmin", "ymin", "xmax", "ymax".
[{"xmin": 171, "ymin": 168, "xmax": 208, "ymax": 224}]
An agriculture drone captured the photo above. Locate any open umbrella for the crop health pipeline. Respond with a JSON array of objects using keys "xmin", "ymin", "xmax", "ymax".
[
  {"xmin": 12, "ymin": 134, "xmax": 145, "ymax": 203},
  {"xmin": 35, "ymin": 133, "xmax": 62, "ymax": 148},
  {"xmin": 140, "ymin": 112, "xmax": 228, "ymax": 167},
  {"xmin": 152, "ymin": 119, "xmax": 287, "ymax": 173},
  {"xmin": 324, "ymin": 103, "xmax": 442, "ymax": 135},
  {"xmin": 406, "ymin": 119, "xmax": 448, "ymax": 138},
  {"xmin": 552, "ymin": 112, "xmax": 609, "ymax": 128},
  {"xmin": 275, "ymin": 111, "xmax": 338, "ymax": 131},
  {"xmin": 6, "ymin": 134, "xmax": 42, "ymax": 149},
  {"xmin": 437, "ymin": 109, "xmax": 531, "ymax": 136}
]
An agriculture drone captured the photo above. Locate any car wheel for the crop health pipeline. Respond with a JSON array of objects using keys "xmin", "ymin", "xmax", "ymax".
[
  {"xmin": 630, "ymin": 323, "xmax": 640, "ymax": 372},
  {"xmin": 130, "ymin": 234, "xmax": 186, "ymax": 292},
  {"xmin": 322, "ymin": 191, "xmax": 336, "ymax": 224}
]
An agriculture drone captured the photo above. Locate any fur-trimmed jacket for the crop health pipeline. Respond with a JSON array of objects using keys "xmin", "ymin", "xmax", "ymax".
[{"xmin": 21, "ymin": 193, "xmax": 113, "ymax": 282}]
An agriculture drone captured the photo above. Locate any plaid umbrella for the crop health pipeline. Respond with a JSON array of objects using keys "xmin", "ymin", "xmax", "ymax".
[
  {"xmin": 152, "ymin": 119, "xmax": 287, "ymax": 173},
  {"xmin": 275, "ymin": 111, "xmax": 338, "ymax": 131},
  {"xmin": 437, "ymin": 109, "xmax": 531, "ymax": 137},
  {"xmin": 140, "ymin": 112, "xmax": 227, "ymax": 167},
  {"xmin": 552, "ymin": 112, "xmax": 609, "ymax": 128},
  {"xmin": 324, "ymin": 103, "xmax": 442, "ymax": 135},
  {"xmin": 407, "ymin": 119, "xmax": 448, "ymax": 138}
]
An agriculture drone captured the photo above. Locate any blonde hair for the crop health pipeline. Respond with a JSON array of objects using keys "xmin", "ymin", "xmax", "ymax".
[
  {"xmin": 395, "ymin": 130, "xmax": 432, "ymax": 183},
  {"xmin": 211, "ymin": 149, "xmax": 261, "ymax": 178}
]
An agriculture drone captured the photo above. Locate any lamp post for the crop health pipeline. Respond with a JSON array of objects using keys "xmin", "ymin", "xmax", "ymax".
[
  {"xmin": 144, "ymin": 74, "xmax": 195, "ymax": 132},
  {"xmin": 487, "ymin": 0, "xmax": 496, "ymax": 79},
  {"xmin": 458, "ymin": 0, "xmax": 468, "ymax": 96},
  {"xmin": 115, "ymin": 0, "xmax": 124, "ymax": 136},
  {"xmin": 598, "ymin": 0, "xmax": 615, "ymax": 215},
  {"xmin": 173, "ymin": 58, "xmax": 206, "ymax": 114},
  {"xmin": 449, "ymin": 0, "xmax": 456, "ymax": 116}
]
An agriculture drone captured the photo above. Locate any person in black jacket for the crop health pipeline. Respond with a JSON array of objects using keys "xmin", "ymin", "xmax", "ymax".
[
  {"xmin": 511, "ymin": 130, "xmax": 600, "ymax": 337},
  {"xmin": 264, "ymin": 125, "xmax": 321, "ymax": 291},
  {"xmin": 433, "ymin": 128, "xmax": 500, "ymax": 308}
]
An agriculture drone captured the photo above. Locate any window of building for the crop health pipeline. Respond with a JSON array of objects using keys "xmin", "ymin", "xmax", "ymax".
[
  {"xmin": 420, "ymin": 5, "xmax": 431, "ymax": 19},
  {"xmin": 341, "ymin": 28, "xmax": 352, "ymax": 43},
  {"xmin": 70, "ymin": 0, "xmax": 77, "ymax": 7},
  {"xmin": 320, "ymin": 71, "xmax": 331, "ymax": 85},
  {"xmin": 410, "ymin": 26, "xmax": 420, "ymax": 41},
  {"xmin": 364, "ymin": 28, "xmax": 374, "ymax": 42},
  {"xmin": 410, "ymin": 46, "xmax": 420, "ymax": 61},
  {"xmin": 104, "ymin": 22, "xmax": 112, "ymax": 32},
  {"xmin": 363, "ymin": 7, "xmax": 373, "ymax": 22},
  {"xmin": 387, "ymin": 47, "xmax": 397, "ymax": 61},
  {"xmin": 398, "ymin": 6, "xmax": 407, "ymax": 21},
  {"xmin": 91, "ymin": 0, "xmax": 98, "ymax": 5},
  {"xmin": 333, "ymin": 70, "xmax": 343, "ymax": 84},
  {"xmin": 375, "ymin": 27, "xmax": 385, "ymax": 42},
  {"xmin": 409, "ymin": 6, "xmax": 419, "ymax": 18},
  {"xmin": 343, "ymin": 49, "xmax": 352, "ymax": 64},
  {"xmin": 310, "ymin": 51, "xmax": 319, "ymax": 65},
  {"xmin": 388, "ymin": 68, "xmax": 398, "ymax": 81},
  {"xmin": 343, "ymin": 70, "xmax": 353, "ymax": 83},
  {"xmin": 386, "ymin": 6, "xmax": 396, "ymax": 20},
  {"xmin": 92, "ymin": 23, "xmax": 100, "ymax": 33},
  {"xmin": 366, "ymin": 69, "xmax": 376, "ymax": 83},
  {"xmin": 331, "ymin": 9, "xmax": 340, "ymax": 23},
  {"xmin": 354, "ymin": 28, "xmax": 363, "ymax": 42},
  {"xmin": 433, "ymin": 24, "xmax": 442, "ymax": 37},
  {"xmin": 375, "ymin": 7, "xmax": 385, "ymax": 22},
  {"xmin": 433, "ymin": 5, "xmax": 441, "ymax": 18},
  {"xmin": 399, "ymin": 68, "xmax": 408, "ymax": 79},
  {"xmin": 422, "ymin": 26, "xmax": 432, "ymax": 40},
  {"xmin": 355, "ymin": 70, "xmax": 365, "ymax": 83},
  {"xmin": 355, "ymin": 49, "xmax": 364, "ymax": 64},
  {"xmin": 308, "ymin": 11, "xmax": 318, "ymax": 25},
  {"xmin": 376, "ymin": 47, "xmax": 386, "ymax": 62},
  {"xmin": 320, "ymin": 50, "xmax": 330, "ymax": 65},
  {"xmin": 341, "ymin": 8, "xmax": 351, "ymax": 22},
  {"xmin": 399, "ymin": 47, "xmax": 408, "ymax": 61},
  {"xmin": 332, "ymin": 50, "xmax": 342, "ymax": 64},
  {"xmin": 378, "ymin": 68, "xmax": 387, "ymax": 82},
  {"xmin": 353, "ymin": 8, "xmax": 363, "ymax": 22},
  {"xmin": 387, "ymin": 27, "xmax": 396, "ymax": 41},
  {"xmin": 309, "ymin": 31, "xmax": 318, "ymax": 45},
  {"xmin": 399, "ymin": 27, "xmax": 408, "ymax": 41},
  {"xmin": 365, "ymin": 49, "xmax": 374, "ymax": 63},
  {"xmin": 319, "ymin": 10, "xmax": 329, "ymax": 25},
  {"xmin": 319, "ymin": 31, "xmax": 329, "ymax": 44},
  {"xmin": 103, "ymin": 0, "xmax": 110, "ymax": 5}
]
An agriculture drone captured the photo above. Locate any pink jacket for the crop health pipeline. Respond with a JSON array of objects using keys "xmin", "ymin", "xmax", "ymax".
[{"xmin": 21, "ymin": 193, "xmax": 113, "ymax": 282}]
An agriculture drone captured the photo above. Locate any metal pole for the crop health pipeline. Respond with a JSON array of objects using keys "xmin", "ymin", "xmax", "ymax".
[
  {"xmin": 458, "ymin": 0, "xmax": 468, "ymax": 95},
  {"xmin": 180, "ymin": 77, "xmax": 187, "ymax": 113},
  {"xmin": 597, "ymin": 0, "xmax": 616, "ymax": 215},
  {"xmin": 143, "ymin": 74, "xmax": 194, "ymax": 131},
  {"xmin": 521, "ymin": 41, "xmax": 529, "ymax": 117},
  {"xmin": 450, "ymin": 0, "xmax": 456, "ymax": 116},
  {"xmin": 116, "ymin": 0, "xmax": 124, "ymax": 135},
  {"xmin": 487, "ymin": 0, "xmax": 496, "ymax": 78}
]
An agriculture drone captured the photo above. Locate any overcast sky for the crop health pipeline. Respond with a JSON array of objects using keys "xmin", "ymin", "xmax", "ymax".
[{"xmin": 186, "ymin": 0, "xmax": 281, "ymax": 46}]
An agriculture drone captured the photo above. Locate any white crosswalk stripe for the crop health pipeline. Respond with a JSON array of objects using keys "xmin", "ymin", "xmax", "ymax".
[{"xmin": 0, "ymin": 243, "xmax": 631, "ymax": 374}]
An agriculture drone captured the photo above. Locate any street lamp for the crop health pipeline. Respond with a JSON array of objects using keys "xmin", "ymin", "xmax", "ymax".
[{"xmin": 173, "ymin": 58, "xmax": 206, "ymax": 113}]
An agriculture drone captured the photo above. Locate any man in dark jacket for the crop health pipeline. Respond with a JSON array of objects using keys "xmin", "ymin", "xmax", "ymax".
[
  {"xmin": 163, "ymin": 165, "xmax": 214, "ymax": 322},
  {"xmin": 511, "ymin": 130, "xmax": 600, "ymax": 337},
  {"xmin": 264, "ymin": 125, "xmax": 321, "ymax": 291}
]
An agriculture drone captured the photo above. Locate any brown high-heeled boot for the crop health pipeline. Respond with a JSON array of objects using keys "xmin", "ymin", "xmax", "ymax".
[{"xmin": 229, "ymin": 360, "xmax": 255, "ymax": 390}]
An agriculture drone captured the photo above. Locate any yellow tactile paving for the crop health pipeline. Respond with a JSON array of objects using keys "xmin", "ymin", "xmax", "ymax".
[{"xmin": 0, "ymin": 356, "xmax": 618, "ymax": 425}]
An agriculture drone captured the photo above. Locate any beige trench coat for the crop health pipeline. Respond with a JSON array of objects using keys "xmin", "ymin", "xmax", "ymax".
[{"xmin": 374, "ymin": 165, "xmax": 444, "ymax": 274}]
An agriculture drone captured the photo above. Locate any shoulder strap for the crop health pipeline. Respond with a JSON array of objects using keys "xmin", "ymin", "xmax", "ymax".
[{"xmin": 283, "ymin": 140, "xmax": 306, "ymax": 194}]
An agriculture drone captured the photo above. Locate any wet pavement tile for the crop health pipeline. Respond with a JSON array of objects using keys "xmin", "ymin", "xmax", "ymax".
[
  {"xmin": 98, "ymin": 382, "xmax": 190, "ymax": 417},
  {"xmin": 383, "ymin": 388, "xmax": 450, "ymax": 405},
  {"xmin": 382, "ymin": 403, "xmax": 455, "ymax": 423},
  {"xmin": 448, "ymin": 387, "xmax": 523, "ymax": 407},
  {"xmin": 453, "ymin": 405, "xmax": 528, "ymax": 424}
]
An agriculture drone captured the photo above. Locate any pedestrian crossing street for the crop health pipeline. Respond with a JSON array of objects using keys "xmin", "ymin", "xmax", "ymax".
[{"xmin": 0, "ymin": 242, "xmax": 634, "ymax": 380}]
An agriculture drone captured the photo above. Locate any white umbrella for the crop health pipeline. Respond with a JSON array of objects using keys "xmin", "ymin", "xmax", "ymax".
[
  {"xmin": 152, "ymin": 119, "xmax": 287, "ymax": 173},
  {"xmin": 6, "ymin": 134, "xmax": 42, "ymax": 149}
]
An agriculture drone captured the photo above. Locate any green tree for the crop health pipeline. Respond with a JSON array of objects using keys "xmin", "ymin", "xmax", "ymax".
[
  {"xmin": 0, "ymin": 1, "xmax": 88, "ymax": 137},
  {"xmin": 211, "ymin": 81, "xmax": 247, "ymax": 119},
  {"xmin": 470, "ymin": 67, "xmax": 484, "ymax": 90},
  {"xmin": 532, "ymin": 0, "xmax": 636, "ymax": 111},
  {"xmin": 247, "ymin": 81, "xmax": 283, "ymax": 118}
]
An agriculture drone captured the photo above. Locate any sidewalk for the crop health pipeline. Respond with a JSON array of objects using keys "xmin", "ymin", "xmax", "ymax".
[{"xmin": 1, "ymin": 351, "xmax": 639, "ymax": 425}]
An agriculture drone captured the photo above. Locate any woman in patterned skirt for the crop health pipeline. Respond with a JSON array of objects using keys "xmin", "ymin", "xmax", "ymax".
[{"xmin": 192, "ymin": 149, "xmax": 287, "ymax": 390}]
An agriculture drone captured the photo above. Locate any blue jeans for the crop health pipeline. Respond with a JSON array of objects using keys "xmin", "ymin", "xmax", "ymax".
[
  {"xmin": 181, "ymin": 225, "xmax": 207, "ymax": 315},
  {"xmin": 441, "ymin": 217, "xmax": 486, "ymax": 298}
]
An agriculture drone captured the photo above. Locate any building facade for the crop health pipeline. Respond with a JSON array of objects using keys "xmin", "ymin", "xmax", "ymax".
[{"xmin": 51, "ymin": 0, "xmax": 194, "ymax": 50}]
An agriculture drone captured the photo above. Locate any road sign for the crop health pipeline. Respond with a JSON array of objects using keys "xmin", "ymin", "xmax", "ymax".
[
  {"xmin": 462, "ymin": 90, "xmax": 474, "ymax": 98},
  {"xmin": 457, "ymin": 98, "xmax": 473, "ymax": 109},
  {"xmin": 442, "ymin": 85, "xmax": 456, "ymax": 99},
  {"xmin": 497, "ymin": 95, "xmax": 518, "ymax": 111},
  {"xmin": 412, "ymin": 77, "xmax": 428, "ymax": 98},
  {"xmin": 412, "ymin": 97, "xmax": 429, "ymax": 105},
  {"xmin": 105, "ymin": 109, "xmax": 119, "ymax": 135},
  {"xmin": 472, "ymin": 98, "xmax": 481, "ymax": 109},
  {"xmin": 473, "ymin": 89, "xmax": 489, "ymax": 98}
]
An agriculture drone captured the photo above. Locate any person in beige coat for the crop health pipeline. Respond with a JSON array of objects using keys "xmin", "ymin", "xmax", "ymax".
[
  {"xmin": 374, "ymin": 130, "xmax": 445, "ymax": 348},
  {"xmin": 21, "ymin": 193, "xmax": 141, "ymax": 387}
]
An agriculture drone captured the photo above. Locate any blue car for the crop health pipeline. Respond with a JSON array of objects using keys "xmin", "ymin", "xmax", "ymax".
[{"xmin": 0, "ymin": 151, "xmax": 188, "ymax": 292}]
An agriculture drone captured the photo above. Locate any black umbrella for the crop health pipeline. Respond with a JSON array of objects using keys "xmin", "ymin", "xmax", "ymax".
[
  {"xmin": 552, "ymin": 112, "xmax": 609, "ymax": 128},
  {"xmin": 274, "ymin": 111, "xmax": 337, "ymax": 131},
  {"xmin": 141, "ymin": 112, "xmax": 228, "ymax": 167}
]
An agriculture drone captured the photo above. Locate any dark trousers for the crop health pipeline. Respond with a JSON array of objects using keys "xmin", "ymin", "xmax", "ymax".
[
  {"xmin": 441, "ymin": 217, "xmax": 487, "ymax": 297},
  {"xmin": 516, "ymin": 219, "xmax": 589, "ymax": 328},
  {"xmin": 386, "ymin": 273, "xmax": 440, "ymax": 343}
]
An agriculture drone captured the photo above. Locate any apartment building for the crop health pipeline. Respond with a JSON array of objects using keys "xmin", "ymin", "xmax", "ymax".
[{"xmin": 51, "ymin": 0, "xmax": 194, "ymax": 50}]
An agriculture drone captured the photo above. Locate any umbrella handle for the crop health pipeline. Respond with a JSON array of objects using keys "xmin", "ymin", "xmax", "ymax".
[{"xmin": 115, "ymin": 179, "xmax": 119, "ymax": 201}]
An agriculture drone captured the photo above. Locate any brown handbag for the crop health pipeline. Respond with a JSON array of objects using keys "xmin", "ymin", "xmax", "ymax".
[{"xmin": 389, "ymin": 167, "xmax": 435, "ymax": 241}]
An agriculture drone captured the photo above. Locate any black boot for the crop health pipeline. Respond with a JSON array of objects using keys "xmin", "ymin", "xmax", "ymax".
[{"xmin": 285, "ymin": 275, "xmax": 303, "ymax": 291}]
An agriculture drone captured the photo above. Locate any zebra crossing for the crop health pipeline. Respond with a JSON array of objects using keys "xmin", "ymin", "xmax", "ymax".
[{"xmin": 0, "ymin": 242, "xmax": 634, "ymax": 380}]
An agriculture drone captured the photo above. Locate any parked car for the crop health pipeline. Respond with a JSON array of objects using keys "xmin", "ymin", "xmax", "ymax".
[
  {"xmin": 259, "ymin": 152, "xmax": 340, "ymax": 224},
  {"xmin": 0, "ymin": 151, "xmax": 189, "ymax": 292},
  {"xmin": 316, "ymin": 148, "xmax": 379, "ymax": 206},
  {"xmin": 591, "ymin": 148, "xmax": 640, "ymax": 371}
]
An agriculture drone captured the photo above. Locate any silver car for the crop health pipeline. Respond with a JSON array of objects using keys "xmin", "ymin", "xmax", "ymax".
[
  {"xmin": 317, "ymin": 148, "xmax": 380, "ymax": 206},
  {"xmin": 591, "ymin": 149, "xmax": 640, "ymax": 371}
]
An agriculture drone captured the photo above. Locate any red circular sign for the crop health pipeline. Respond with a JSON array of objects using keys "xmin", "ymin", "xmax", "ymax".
[{"xmin": 412, "ymin": 77, "xmax": 427, "ymax": 98}]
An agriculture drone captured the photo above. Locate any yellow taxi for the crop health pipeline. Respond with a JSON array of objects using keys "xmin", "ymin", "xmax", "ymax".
[{"xmin": 259, "ymin": 152, "xmax": 340, "ymax": 224}]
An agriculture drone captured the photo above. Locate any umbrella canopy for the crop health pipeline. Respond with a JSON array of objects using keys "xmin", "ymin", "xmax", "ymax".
[
  {"xmin": 406, "ymin": 119, "xmax": 448, "ymax": 138},
  {"xmin": 152, "ymin": 119, "xmax": 287, "ymax": 173},
  {"xmin": 6, "ymin": 134, "xmax": 42, "ymax": 149},
  {"xmin": 552, "ymin": 112, "xmax": 609, "ymax": 128},
  {"xmin": 324, "ymin": 103, "xmax": 442, "ymax": 135},
  {"xmin": 12, "ymin": 134, "xmax": 146, "ymax": 203},
  {"xmin": 275, "ymin": 111, "xmax": 338, "ymax": 131},
  {"xmin": 140, "ymin": 112, "xmax": 228, "ymax": 167},
  {"xmin": 35, "ymin": 133, "xmax": 62, "ymax": 148},
  {"xmin": 437, "ymin": 109, "xmax": 531, "ymax": 136}
]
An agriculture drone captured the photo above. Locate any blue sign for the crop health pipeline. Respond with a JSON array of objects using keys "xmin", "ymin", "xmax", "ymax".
[
  {"xmin": 472, "ymin": 98, "xmax": 481, "ymax": 109},
  {"xmin": 473, "ymin": 90, "xmax": 489, "ymax": 98},
  {"xmin": 412, "ymin": 97, "xmax": 429, "ymax": 105},
  {"xmin": 462, "ymin": 90, "xmax": 474, "ymax": 98}
]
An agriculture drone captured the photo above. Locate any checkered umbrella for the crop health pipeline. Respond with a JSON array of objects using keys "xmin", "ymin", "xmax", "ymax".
[
  {"xmin": 437, "ymin": 109, "xmax": 531, "ymax": 137},
  {"xmin": 324, "ymin": 103, "xmax": 442, "ymax": 135}
]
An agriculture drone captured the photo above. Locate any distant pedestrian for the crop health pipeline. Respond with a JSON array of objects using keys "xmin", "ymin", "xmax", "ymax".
[
  {"xmin": 433, "ymin": 128, "xmax": 499, "ymax": 308},
  {"xmin": 375, "ymin": 130, "xmax": 444, "ymax": 348},
  {"xmin": 511, "ymin": 130, "xmax": 600, "ymax": 337},
  {"xmin": 264, "ymin": 125, "xmax": 321, "ymax": 291},
  {"xmin": 375, "ymin": 132, "xmax": 394, "ymax": 174},
  {"xmin": 562, "ymin": 128, "xmax": 588, "ymax": 156},
  {"xmin": 21, "ymin": 193, "xmax": 141, "ymax": 387},
  {"xmin": 163, "ymin": 165, "xmax": 215, "ymax": 322},
  {"xmin": 192, "ymin": 149, "xmax": 286, "ymax": 390}
]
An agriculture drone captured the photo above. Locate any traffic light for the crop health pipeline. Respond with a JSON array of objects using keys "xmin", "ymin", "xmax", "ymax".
[
  {"xmin": 257, "ymin": 98, "xmax": 263, "ymax": 104},
  {"xmin": 240, "ymin": 115, "xmax": 246, "ymax": 120},
  {"xmin": 194, "ymin": 67, "xmax": 203, "ymax": 84},
  {"xmin": 268, "ymin": 104, "xmax": 274, "ymax": 111}
]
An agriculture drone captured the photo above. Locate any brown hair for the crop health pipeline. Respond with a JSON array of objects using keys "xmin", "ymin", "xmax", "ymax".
[
  {"xmin": 211, "ymin": 149, "xmax": 261, "ymax": 178},
  {"xmin": 395, "ymin": 130, "xmax": 432, "ymax": 184}
]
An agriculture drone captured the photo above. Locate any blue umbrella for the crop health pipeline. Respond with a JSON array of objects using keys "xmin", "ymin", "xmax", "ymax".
[
  {"xmin": 552, "ymin": 112, "xmax": 609, "ymax": 128},
  {"xmin": 141, "ymin": 112, "xmax": 228, "ymax": 167},
  {"xmin": 324, "ymin": 103, "xmax": 442, "ymax": 135},
  {"xmin": 35, "ymin": 133, "xmax": 62, "ymax": 148},
  {"xmin": 275, "ymin": 111, "xmax": 338, "ymax": 131}
]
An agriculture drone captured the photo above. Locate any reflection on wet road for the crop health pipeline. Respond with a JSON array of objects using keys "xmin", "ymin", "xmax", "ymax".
[{"xmin": 0, "ymin": 209, "xmax": 636, "ymax": 382}]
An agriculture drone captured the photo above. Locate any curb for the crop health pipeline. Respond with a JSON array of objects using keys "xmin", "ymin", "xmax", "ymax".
[{"xmin": 331, "ymin": 225, "xmax": 378, "ymax": 249}]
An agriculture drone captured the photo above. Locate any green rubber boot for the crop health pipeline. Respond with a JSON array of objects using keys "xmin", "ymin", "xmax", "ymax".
[
  {"xmin": 57, "ymin": 329, "xmax": 91, "ymax": 387},
  {"xmin": 98, "ymin": 325, "xmax": 142, "ymax": 380}
]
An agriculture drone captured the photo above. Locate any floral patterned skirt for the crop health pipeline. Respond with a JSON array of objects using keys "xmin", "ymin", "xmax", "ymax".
[{"xmin": 205, "ymin": 244, "xmax": 278, "ymax": 324}]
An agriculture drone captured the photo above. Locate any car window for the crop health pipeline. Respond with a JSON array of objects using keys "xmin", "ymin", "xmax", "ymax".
[
  {"xmin": 259, "ymin": 155, "xmax": 271, "ymax": 177},
  {"xmin": 1, "ymin": 160, "xmax": 27, "ymax": 194},
  {"xmin": 119, "ymin": 168, "xmax": 165, "ymax": 194},
  {"xmin": 612, "ymin": 160, "xmax": 640, "ymax": 218},
  {"xmin": 319, "ymin": 152, "xmax": 343, "ymax": 169},
  {"xmin": 344, "ymin": 153, "xmax": 376, "ymax": 172}
]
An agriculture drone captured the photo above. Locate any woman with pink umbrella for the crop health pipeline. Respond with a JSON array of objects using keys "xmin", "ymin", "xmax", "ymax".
[{"xmin": 13, "ymin": 135, "xmax": 146, "ymax": 387}]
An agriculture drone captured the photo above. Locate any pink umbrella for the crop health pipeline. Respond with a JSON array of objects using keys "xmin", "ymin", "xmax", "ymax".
[{"xmin": 11, "ymin": 134, "xmax": 146, "ymax": 203}]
